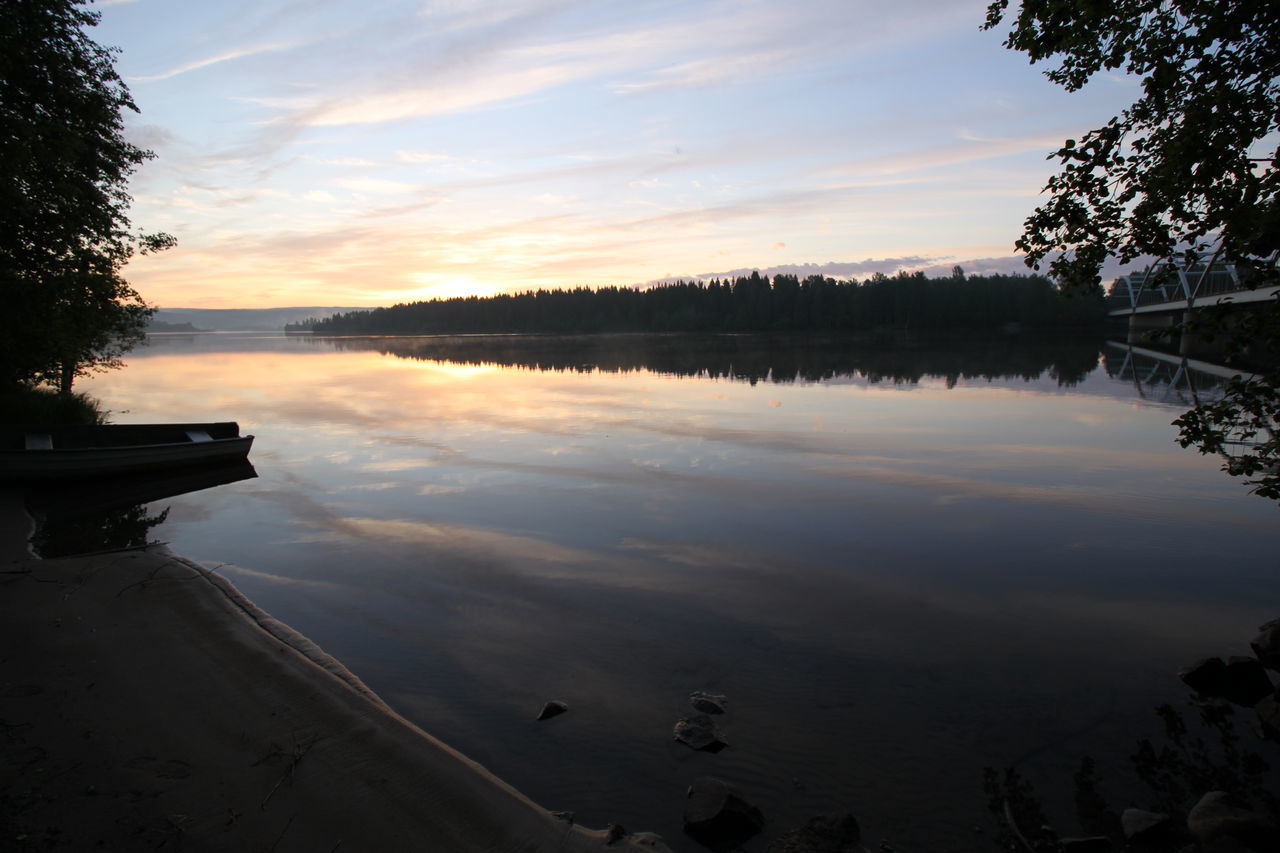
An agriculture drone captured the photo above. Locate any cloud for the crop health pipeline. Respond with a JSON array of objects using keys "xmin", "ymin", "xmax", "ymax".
[
  {"xmin": 614, "ymin": 48, "xmax": 797, "ymax": 95},
  {"xmin": 300, "ymin": 65, "xmax": 587, "ymax": 125},
  {"xmin": 821, "ymin": 133, "xmax": 1069, "ymax": 180},
  {"xmin": 914, "ymin": 254, "xmax": 1131, "ymax": 282},
  {"xmin": 308, "ymin": 156, "xmax": 378, "ymax": 167},
  {"xmin": 415, "ymin": 0, "xmax": 581, "ymax": 36},
  {"xmin": 397, "ymin": 150, "xmax": 457, "ymax": 164},
  {"xmin": 915, "ymin": 255, "xmax": 1033, "ymax": 277},
  {"xmin": 333, "ymin": 177, "xmax": 423, "ymax": 195},
  {"xmin": 640, "ymin": 257, "xmax": 938, "ymax": 286},
  {"xmin": 530, "ymin": 192, "xmax": 578, "ymax": 205},
  {"xmin": 130, "ymin": 43, "xmax": 293, "ymax": 82},
  {"xmin": 124, "ymin": 124, "xmax": 177, "ymax": 152},
  {"xmin": 260, "ymin": 4, "xmax": 820, "ymax": 129}
]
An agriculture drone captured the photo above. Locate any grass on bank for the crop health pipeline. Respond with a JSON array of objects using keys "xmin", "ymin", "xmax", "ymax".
[{"xmin": 0, "ymin": 388, "xmax": 107, "ymax": 425}]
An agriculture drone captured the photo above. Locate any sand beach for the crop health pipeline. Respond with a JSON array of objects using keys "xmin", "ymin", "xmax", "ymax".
[{"xmin": 0, "ymin": 493, "xmax": 670, "ymax": 852}]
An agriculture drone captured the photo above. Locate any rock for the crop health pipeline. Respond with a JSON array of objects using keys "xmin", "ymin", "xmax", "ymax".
[
  {"xmin": 1122, "ymin": 808, "xmax": 1171, "ymax": 841},
  {"xmin": 1254, "ymin": 690, "xmax": 1280, "ymax": 741},
  {"xmin": 1187, "ymin": 791, "xmax": 1276, "ymax": 849},
  {"xmin": 1221, "ymin": 656, "xmax": 1273, "ymax": 707},
  {"xmin": 537, "ymin": 700, "xmax": 568, "ymax": 721},
  {"xmin": 606, "ymin": 823, "xmax": 628, "ymax": 844},
  {"xmin": 1180, "ymin": 657, "xmax": 1228, "ymax": 696},
  {"xmin": 1059, "ymin": 838, "xmax": 1112, "ymax": 852},
  {"xmin": 1199, "ymin": 839, "xmax": 1263, "ymax": 853},
  {"xmin": 684, "ymin": 776, "xmax": 764, "ymax": 851},
  {"xmin": 674, "ymin": 714, "xmax": 727, "ymax": 752},
  {"xmin": 1251, "ymin": 622, "xmax": 1280, "ymax": 671},
  {"xmin": 627, "ymin": 833, "xmax": 669, "ymax": 849},
  {"xmin": 767, "ymin": 812, "xmax": 860, "ymax": 853},
  {"xmin": 690, "ymin": 690, "xmax": 728, "ymax": 714}
]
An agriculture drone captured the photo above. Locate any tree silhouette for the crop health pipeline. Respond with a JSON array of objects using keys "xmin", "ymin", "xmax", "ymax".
[
  {"xmin": 1, "ymin": 0, "xmax": 173, "ymax": 392},
  {"xmin": 293, "ymin": 271, "xmax": 1103, "ymax": 336}
]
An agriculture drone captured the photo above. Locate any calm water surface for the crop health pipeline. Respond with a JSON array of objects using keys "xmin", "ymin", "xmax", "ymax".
[{"xmin": 75, "ymin": 332, "xmax": 1278, "ymax": 851}]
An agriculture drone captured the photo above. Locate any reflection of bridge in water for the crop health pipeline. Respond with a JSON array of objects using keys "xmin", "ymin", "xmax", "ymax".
[
  {"xmin": 1107, "ymin": 258, "xmax": 1280, "ymax": 356},
  {"xmin": 1104, "ymin": 342, "xmax": 1275, "ymax": 466},
  {"xmin": 1102, "ymin": 341, "xmax": 1248, "ymax": 407}
]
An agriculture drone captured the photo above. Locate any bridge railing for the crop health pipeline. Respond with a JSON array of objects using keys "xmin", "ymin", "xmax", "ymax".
[{"xmin": 1107, "ymin": 260, "xmax": 1243, "ymax": 312}]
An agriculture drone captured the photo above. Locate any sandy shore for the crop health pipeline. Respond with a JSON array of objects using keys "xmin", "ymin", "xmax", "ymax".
[{"xmin": 0, "ymin": 497, "xmax": 670, "ymax": 852}]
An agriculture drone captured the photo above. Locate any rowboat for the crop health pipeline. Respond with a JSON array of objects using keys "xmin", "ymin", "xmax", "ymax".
[{"xmin": 0, "ymin": 422, "xmax": 254, "ymax": 481}]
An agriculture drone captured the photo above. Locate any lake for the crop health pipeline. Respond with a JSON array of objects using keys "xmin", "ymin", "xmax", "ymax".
[{"xmin": 72, "ymin": 331, "xmax": 1277, "ymax": 851}]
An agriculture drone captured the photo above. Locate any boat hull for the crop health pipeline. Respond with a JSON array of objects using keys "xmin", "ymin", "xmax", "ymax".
[{"xmin": 0, "ymin": 423, "xmax": 254, "ymax": 481}]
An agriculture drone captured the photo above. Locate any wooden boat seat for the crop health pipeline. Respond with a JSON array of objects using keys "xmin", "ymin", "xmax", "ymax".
[
  {"xmin": 186, "ymin": 430, "xmax": 213, "ymax": 442},
  {"xmin": 25, "ymin": 434, "xmax": 53, "ymax": 450}
]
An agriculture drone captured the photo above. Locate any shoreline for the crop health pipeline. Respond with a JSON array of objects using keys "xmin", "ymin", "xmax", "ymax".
[{"xmin": 0, "ymin": 502, "xmax": 670, "ymax": 851}]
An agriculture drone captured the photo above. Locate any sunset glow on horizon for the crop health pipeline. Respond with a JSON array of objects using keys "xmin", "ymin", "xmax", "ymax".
[{"xmin": 96, "ymin": 0, "xmax": 1139, "ymax": 310}]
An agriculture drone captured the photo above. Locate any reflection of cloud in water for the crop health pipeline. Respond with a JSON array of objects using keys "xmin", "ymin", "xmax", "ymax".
[
  {"xmin": 816, "ymin": 462, "xmax": 1267, "ymax": 528},
  {"xmin": 619, "ymin": 537, "xmax": 779, "ymax": 572},
  {"xmin": 981, "ymin": 443, "xmax": 1177, "ymax": 466},
  {"xmin": 612, "ymin": 534, "xmax": 1262, "ymax": 668},
  {"xmin": 214, "ymin": 560, "xmax": 344, "ymax": 592},
  {"xmin": 417, "ymin": 484, "xmax": 465, "ymax": 496},
  {"xmin": 340, "ymin": 517, "xmax": 628, "ymax": 576},
  {"xmin": 362, "ymin": 458, "xmax": 438, "ymax": 472},
  {"xmin": 161, "ymin": 500, "xmax": 220, "ymax": 524}
]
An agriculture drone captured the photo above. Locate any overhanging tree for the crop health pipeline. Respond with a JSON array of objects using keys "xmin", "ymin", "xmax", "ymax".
[
  {"xmin": 984, "ymin": 0, "xmax": 1280, "ymax": 499},
  {"xmin": 0, "ymin": 0, "xmax": 172, "ymax": 393}
]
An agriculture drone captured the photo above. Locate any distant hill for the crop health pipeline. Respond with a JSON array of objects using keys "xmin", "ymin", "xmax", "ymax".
[
  {"xmin": 149, "ymin": 307, "xmax": 364, "ymax": 332},
  {"xmin": 146, "ymin": 319, "xmax": 204, "ymax": 332}
]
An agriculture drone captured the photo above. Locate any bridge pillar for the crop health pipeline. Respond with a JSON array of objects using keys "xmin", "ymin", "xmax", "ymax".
[
  {"xmin": 1127, "ymin": 311, "xmax": 1177, "ymax": 345},
  {"xmin": 1180, "ymin": 311, "xmax": 1206, "ymax": 356},
  {"xmin": 1178, "ymin": 309, "xmax": 1243, "ymax": 357}
]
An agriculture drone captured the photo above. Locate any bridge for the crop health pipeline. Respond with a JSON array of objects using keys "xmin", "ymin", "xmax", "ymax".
[
  {"xmin": 1107, "ymin": 258, "xmax": 1280, "ymax": 355},
  {"xmin": 1105, "ymin": 342, "xmax": 1272, "ymax": 469},
  {"xmin": 1103, "ymin": 341, "xmax": 1246, "ymax": 407}
]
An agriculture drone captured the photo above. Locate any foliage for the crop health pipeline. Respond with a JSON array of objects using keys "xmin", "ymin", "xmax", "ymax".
[
  {"xmin": 296, "ymin": 271, "xmax": 1104, "ymax": 336},
  {"xmin": 984, "ymin": 700, "xmax": 1277, "ymax": 851},
  {"xmin": 1173, "ymin": 373, "xmax": 1280, "ymax": 500},
  {"xmin": 0, "ymin": 387, "xmax": 106, "ymax": 425},
  {"xmin": 983, "ymin": 765, "xmax": 1059, "ymax": 851},
  {"xmin": 0, "ymin": 0, "xmax": 172, "ymax": 392},
  {"xmin": 982, "ymin": 0, "xmax": 1279, "ymax": 288},
  {"xmin": 985, "ymin": 0, "xmax": 1280, "ymax": 501},
  {"xmin": 1131, "ymin": 701, "xmax": 1275, "ymax": 818}
]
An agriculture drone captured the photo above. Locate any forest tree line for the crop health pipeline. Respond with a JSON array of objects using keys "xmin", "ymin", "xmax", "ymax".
[{"xmin": 288, "ymin": 269, "xmax": 1106, "ymax": 335}]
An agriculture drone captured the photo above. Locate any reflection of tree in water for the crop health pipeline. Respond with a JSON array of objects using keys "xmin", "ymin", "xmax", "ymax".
[
  {"xmin": 31, "ymin": 503, "xmax": 169, "ymax": 558},
  {"xmin": 315, "ymin": 333, "xmax": 1104, "ymax": 388},
  {"xmin": 25, "ymin": 460, "xmax": 256, "ymax": 558},
  {"xmin": 985, "ymin": 623, "xmax": 1280, "ymax": 852}
]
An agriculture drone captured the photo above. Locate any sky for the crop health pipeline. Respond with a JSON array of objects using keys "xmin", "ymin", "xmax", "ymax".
[{"xmin": 93, "ymin": 0, "xmax": 1141, "ymax": 309}]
